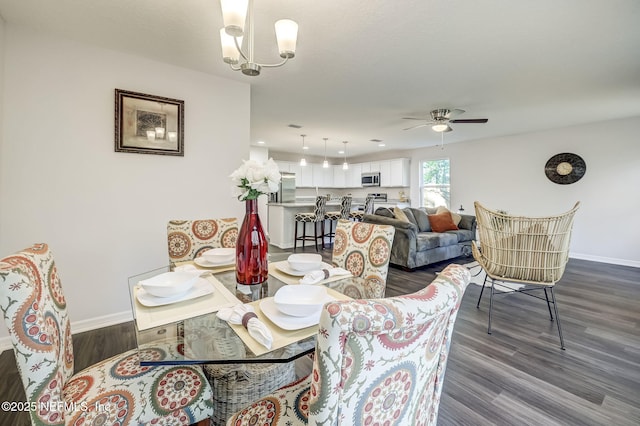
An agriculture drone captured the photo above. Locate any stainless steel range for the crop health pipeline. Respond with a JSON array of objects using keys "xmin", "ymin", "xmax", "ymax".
[{"xmin": 367, "ymin": 193, "xmax": 387, "ymax": 202}]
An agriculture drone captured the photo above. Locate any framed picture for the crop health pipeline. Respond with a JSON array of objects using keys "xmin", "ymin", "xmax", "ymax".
[{"xmin": 115, "ymin": 89, "xmax": 184, "ymax": 156}]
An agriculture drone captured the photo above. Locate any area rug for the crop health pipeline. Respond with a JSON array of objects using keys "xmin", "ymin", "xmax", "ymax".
[{"xmin": 463, "ymin": 261, "xmax": 525, "ymax": 292}]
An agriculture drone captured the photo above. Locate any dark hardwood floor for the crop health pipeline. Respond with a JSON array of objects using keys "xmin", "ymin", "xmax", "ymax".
[{"xmin": 1, "ymin": 247, "xmax": 638, "ymax": 425}]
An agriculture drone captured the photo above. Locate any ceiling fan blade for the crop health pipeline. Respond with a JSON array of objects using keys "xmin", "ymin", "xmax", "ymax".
[
  {"xmin": 403, "ymin": 123, "xmax": 429, "ymax": 131},
  {"xmin": 446, "ymin": 108, "xmax": 465, "ymax": 118},
  {"xmin": 449, "ymin": 118, "xmax": 488, "ymax": 123},
  {"xmin": 402, "ymin": 117, "xmax": 427, "ymax": 120}
]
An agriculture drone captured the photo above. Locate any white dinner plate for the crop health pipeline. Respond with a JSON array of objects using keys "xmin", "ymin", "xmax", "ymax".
[
  {"xmin": 136, "ymin": 278, "xmax": 215, "ymax": 307},
  {"xmin": 274, "ymin": 261, "xmax": 333, "ymax": 277},
  {"xmin": 194, "ymin": 257, "xmax": 235, "ymax": 268},
  {"xmin": 259, "ymin": 296, "xmax": 334, "ymax": 330}
]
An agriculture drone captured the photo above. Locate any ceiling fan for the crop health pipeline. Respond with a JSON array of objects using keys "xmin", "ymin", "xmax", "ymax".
[{"xmin": 403, "ymin": 108, "xmax": 488, "ymax": 132}]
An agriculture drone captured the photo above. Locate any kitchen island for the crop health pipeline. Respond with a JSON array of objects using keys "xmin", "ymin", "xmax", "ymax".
[
  {"xmin": 267, "ymin": 201, "xmax": 340, "ymax": 249},
  {"xmin": 267, "ymin": 198, "xmax": 408, "ymax": 249}
]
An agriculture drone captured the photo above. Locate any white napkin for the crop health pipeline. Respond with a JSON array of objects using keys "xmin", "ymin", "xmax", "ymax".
[
  {"xmin": 174, "ymin": 264, "xmax": 207, "ymax": 275},
  {"xmin": 299, "ymin": 267, "xmax": 351, "ymax": 285},
  {"xmin": 216, "ymin": 304, "xmax": 273, "ymax": 349}
]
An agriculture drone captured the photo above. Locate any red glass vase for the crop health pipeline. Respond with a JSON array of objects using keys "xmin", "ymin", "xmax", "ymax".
[{"xmin": 235, "ymin": 199, "xmax": 269, "ymax": 285}]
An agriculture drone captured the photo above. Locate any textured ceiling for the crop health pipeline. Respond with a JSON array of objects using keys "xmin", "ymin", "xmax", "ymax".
[{"xmin": 1, "ymin": 0, "xmax": 639, "ymax": 158}]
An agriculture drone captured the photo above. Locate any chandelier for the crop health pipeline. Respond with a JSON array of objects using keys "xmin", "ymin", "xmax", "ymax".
[{"xmin": 219, "ymin": 0, "xmax": 299, "ymax": 76}]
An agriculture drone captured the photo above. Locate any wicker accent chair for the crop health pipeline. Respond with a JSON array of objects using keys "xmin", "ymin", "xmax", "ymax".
[
  {"xmin": 349, "ymin": 194, "xmax": 375, "ymax": 221},
  {"xmin": 226, "ymin": 264, "xmax": 471, "ymax": 426},
  {"xmin": 0, "ymin": 244, "xmax": 214, "ymax": 425},
  {"xmin": 294, "ymin": 196, "xmax": 328, "ymax": 252},
  {"xmin": 323, "ymin": 195, "xmax": 352, "ymax": 246},
  {"xmin": 472, "ymin": 201, "xmax": 580, "ymax": 349},
  {"xmin": 328, "ymin": 219, "xmax": 395, "ymax": 299},
  {"xmin": 167, "ymin": 218, "xmax": 238, "ymax": 264}
]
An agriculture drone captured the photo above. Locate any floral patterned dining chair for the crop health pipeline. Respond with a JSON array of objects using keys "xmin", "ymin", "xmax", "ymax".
[
  {"xmin": 167, "ymin": 218, "xmax": 238, "ymax": 264},
  {"xmin": 0, "ymin": 243, "xmax": 214, "ymax": 425},
  {"xmin": 166, "ymin": 219, "xmax": 296, "ymax": 425},
  {"xmin": 329, "ymin": 219, "xmax": 395, "ymax": 299},
  {"xmin": 226, "ymin": 263, "xmax": 471, "ymax": 426}
]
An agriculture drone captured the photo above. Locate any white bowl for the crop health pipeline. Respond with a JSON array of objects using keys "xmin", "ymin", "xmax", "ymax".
[
  {"xmin": 274, "ymin": 285, "xmax": 329, "ymax": 317},
  {"xmin": 287, "ymin": 253, "xmax": 323, "ymax": 272},
  {"xmin": 140, "ymin": 272, "xmax": 198, "ymax": 298},
  {"xmin": 202, "ymin": 247, "xmax": 235, "ymax": 264}
]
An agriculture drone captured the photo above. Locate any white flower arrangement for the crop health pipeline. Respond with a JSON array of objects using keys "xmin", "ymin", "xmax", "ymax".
[{"xmin": 230, "ymin": 158, "xmax": 281, "ymax": 201}]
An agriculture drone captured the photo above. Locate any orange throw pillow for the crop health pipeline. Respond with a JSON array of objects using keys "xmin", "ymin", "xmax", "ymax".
[{"xmin": 428, "ymin": 212, "xmax": 459, "ymax": 232}]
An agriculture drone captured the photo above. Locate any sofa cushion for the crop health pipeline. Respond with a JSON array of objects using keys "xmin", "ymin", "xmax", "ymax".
[
  {"xmin": 428, "ymin": 212, "xmax": 459, "ymax": 232},
  {"xmin": 447, "ymin": 229, "xmax": 475, "ymax": 242},
  {"xmin": 458, "ymin": 214, "xmax": 475, "ymax": 231},
  {"xmin": 401, "ymin": 208, "xmax": 419, "ymax": 227},
  {"xmin": 436, "ymin": 206, "xmax": 462, "ymax": 226},
  {"xmin": 394, "ymin": 207, "xmax": 411, "ymax": 223},
  {"xmin": 409, "ymin": 208, "xmax": 432, "ymax": 232},
  {"xmin": 416, "ymin": 232, "xmax": 459, "ymax": 251},
  {"xmin": 375, "ymin": 207, "xmax": 395, "ymax": 218}
]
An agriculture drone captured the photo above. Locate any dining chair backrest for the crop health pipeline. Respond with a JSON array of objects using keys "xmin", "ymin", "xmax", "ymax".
[
  {"xmin": 473, "ymin": 201, "xmax": 580, "ymax": 284},
  {"xmin": 167, "ymin": 218, "xmax": 238, "ymax": 263},
  {"xmin": 0, "ymin": 244, "xmax": 75, "ymax": 424},
  {"xmin": 308, "ymin": 263, "xmax": 471, "ymax": 425},
  {"xmin": 363, "ymin": 194, "xmax": 375, "ymax": 214},
  {"xmin": 339, "ymin": 195, "xmax": 353, "ymax": 219},
  {"xmin": 313, "ymin": 195, "xmax": 328, "ymax": 220},
  {"xmin": 331, "ymin": 219, "xmax": 395, "ymax": 298},
  {"xmin": 1, "ymin": 244, "xmax": 215, "ymax": 425}
]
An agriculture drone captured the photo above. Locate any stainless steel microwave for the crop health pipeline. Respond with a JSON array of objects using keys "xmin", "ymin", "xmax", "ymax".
[{"xmin": 361, "ymin": 172, "xmax": 380, "ymax": 187}]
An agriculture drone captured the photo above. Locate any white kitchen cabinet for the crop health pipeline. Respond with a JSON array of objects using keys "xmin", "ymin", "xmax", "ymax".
[
  {"xmin": 275, "ymin": 160, "xmax": 291, "ymax": 173},
  {"xmin": 297, "ymin": 164, "xmax": 313, "ymax": 187},
  {"xmin": 333, "ymin": 166, "xmax": 346, "ymax": 188},
  {"xmin": 347, "ymin": 163, "xmax": 362, "ymax": 188},
  {"xmin": 369, "ymin": 161, "xmax": 380, "ymax": 172},
  {"xmin": 379, "ymin": 160, "xmax": 391, "ymax": 186},
  {"xmin": 389, "ymin": 158, "xmax": 410, "ymax": 186},
  {"xmin": 312, "ymin": 164, "xmax": 334, "ymax": 187}
]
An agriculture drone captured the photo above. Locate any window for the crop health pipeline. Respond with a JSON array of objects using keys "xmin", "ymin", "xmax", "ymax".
[{"xmin": 421, "ymin": 159, "xmax": 450, "ymax": 208}]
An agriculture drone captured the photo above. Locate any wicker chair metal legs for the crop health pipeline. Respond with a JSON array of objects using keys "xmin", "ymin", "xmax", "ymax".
[{"xmin": 476, "ymin": 276, "xmax": 566, "ymax": 350}]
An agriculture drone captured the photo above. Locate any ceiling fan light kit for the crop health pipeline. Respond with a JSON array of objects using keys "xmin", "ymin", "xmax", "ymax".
[{"xmin": 219, "ymin": 0, "xmax": 298, "ymax": 76}]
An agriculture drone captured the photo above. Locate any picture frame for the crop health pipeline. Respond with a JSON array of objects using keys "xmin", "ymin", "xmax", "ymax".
[{"xmin": 114, "ymin": 89, "xmax": 184, "ymax": 156}]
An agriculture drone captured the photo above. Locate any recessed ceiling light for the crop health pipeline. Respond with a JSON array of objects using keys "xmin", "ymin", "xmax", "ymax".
[
  {"xmin": 288, "ymin": 124, "xmax": 302, "ymax": 129},
  {"xmin": 257, "ymin": 140, "xmax": 265, "ymax": 144},
  {"xmin": 338, "ymin": 150, "xmax": 345, "ymax": 154},
  {"xmin": 378, "ymin": 143, "xmax": 386, "ymax": 147},
  {"xmin": 370, "ymin": 139, "xmax": 382, "ymax": 142}
]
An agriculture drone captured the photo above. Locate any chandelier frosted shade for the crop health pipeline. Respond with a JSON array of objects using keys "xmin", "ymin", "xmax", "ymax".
[
  {"xmin": 221, "ymin": 0, "xmax": 248, "ymax": 36},
  {"xmin": 220, "ymin": 29, "xmax": 243, "ymax": 64},
  {"xmin": 275, "ymin": 19, "xmax": 298, "ymax": 58}
]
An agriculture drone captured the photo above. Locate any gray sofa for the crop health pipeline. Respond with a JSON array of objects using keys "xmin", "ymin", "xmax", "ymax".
[{"xmin": 363, "ymin": 207, "xmax": 476, "ymax": 270}]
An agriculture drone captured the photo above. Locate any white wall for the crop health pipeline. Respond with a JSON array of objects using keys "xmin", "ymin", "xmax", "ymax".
[
  {"xmin": 0, "ymin": 25, "xmax": 250, "ymax": 345},
  {"xmin": 407, "ymin": 116, "xmax": 640, "ymax": 267}
]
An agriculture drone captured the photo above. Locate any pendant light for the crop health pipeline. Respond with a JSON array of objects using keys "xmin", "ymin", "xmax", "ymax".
[
  {"xmin": 299, "ymin": 134, "xmax": 307, "ymax": 166},
  {"xmin": 342, "ymin": 141, "xmax": 349, "ymax": 170},
  {"xmin": 322, "ymin": 137, "xmax": 329, "ymax": 168}
]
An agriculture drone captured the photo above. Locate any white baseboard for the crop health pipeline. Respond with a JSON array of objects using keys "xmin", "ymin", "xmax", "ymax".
[
  {"xmin": 1, "ymin": 310, "xmax": 133, "ymax": 353},
  {"xmin": 570, "ymin": 252, "xmax": 640, "ymax": 269}
]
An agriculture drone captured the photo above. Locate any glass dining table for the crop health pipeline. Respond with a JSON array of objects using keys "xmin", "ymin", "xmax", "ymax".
[{"xmin": 128, "ymin": 253, "xmax": 354, "ymax": 367}]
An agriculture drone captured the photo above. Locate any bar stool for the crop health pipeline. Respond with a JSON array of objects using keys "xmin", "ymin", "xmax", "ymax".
[
  {"xmin": 349, "ymin": 194, "xmax": 375, "ymax": 221},
  {"xmin": 294, "ymin": 196, "xmax": 328, "ymax": 252},
  {"xmin": 324, "ymin": 195, "xmax": 352, "ymax": 246}
]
